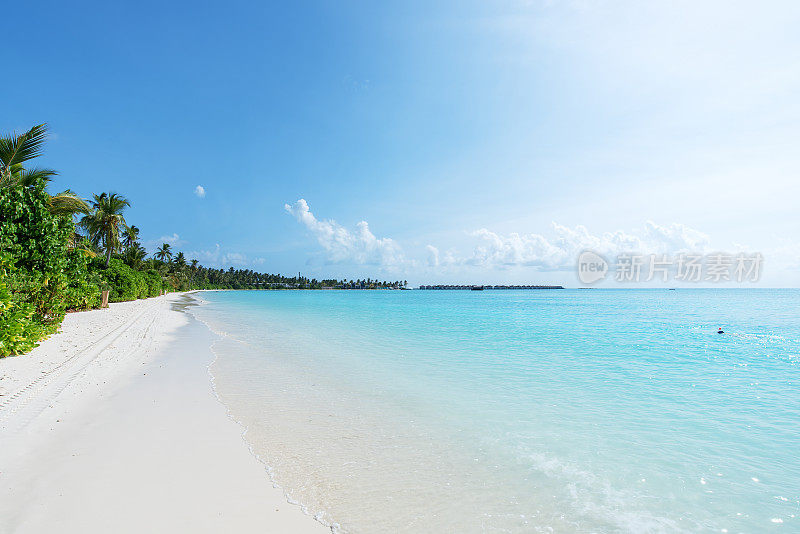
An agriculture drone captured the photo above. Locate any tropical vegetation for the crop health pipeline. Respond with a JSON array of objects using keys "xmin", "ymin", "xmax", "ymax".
[{"xmin": 0, "ymin": 123, "xmax": 408, "ymax": 357}]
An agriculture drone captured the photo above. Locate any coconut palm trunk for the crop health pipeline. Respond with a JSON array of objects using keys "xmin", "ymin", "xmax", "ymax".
[{"xmin": 105, "ymin": 229, "xmax": 114, "ymax": 266}]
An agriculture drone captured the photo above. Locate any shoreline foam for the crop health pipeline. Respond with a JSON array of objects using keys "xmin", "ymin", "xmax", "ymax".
[{"xmin": 187, "ymin": 292, "xmax": 341, "ymax": 532}]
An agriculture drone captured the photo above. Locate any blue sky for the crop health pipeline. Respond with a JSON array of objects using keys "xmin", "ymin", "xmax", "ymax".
[{"xmin": 6, "ymin": 1, "xmax": 800, "ymax": 286}]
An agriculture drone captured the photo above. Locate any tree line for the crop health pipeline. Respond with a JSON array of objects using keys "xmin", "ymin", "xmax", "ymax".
[{"xmin": 0, "ymin": 124, "xmax": 406, "ymax": 357}]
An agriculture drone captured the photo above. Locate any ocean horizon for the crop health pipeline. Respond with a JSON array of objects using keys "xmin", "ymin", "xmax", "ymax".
[
  {"xmin": 189, "ymin": 288, "xmax": 800, "ymax": 533},
  {"xmin": 5, "ymin": 2, "xmax": 800, "ymax": 532}
]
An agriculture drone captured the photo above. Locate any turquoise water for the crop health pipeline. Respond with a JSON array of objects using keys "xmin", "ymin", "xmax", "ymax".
[{"xmin": 190, "ymin": 289, "xmax": 800, "ymax": 533}]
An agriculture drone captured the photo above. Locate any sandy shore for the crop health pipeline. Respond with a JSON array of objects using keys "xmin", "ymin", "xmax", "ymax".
[{"xmin": 0, "ymin": 293, "xmax": 326, "ymax": 533}]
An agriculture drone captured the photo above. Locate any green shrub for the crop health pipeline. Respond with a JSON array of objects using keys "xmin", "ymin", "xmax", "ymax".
[
  {"xmin": 0, "ymin": 254, "xmax": 40, "ymax": 357},
  {"xmin": 99, "ymin": 258, "xmax": 141, "ymax": 302},
  {"xmin": 84, "ymin": 258, "xmax": 166, "ymax": 303},
  {"xmin": 143, "ymin": 269, "xmax": 163, "ymax": 297},
  {"xmin": 0, "ymin": 178, "xmax": 72, "ymax": 348},
  {"xmin": 134, "ymin": 270, "xmax": 148, "ymax": 299},
  {"xmin": 63, "ymin": 249, "xmax": 102, "ymax": 310}
]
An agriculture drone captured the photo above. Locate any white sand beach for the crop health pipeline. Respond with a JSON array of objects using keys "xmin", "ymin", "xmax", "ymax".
[{"xmin": 0, "ymin": 292, "xmax": 326, "ymax": 533}]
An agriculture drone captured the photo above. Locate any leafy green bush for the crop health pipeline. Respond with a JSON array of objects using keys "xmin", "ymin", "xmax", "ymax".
[
  {"xmin": 0, "ymin": 178, "xmax": 72, "ymax": 346},
  {"xmin": 0, "ymin": 254, "xmax": 40, "ymax": 357},
  {"xmin": 1, "ymin": 126, "xmax": 177, "ymax": 358},
  {"xmin": 99, "ymin": 258, "xmax": 142, "ymax": 302},
  {"xmin": 143, "ymin": 269, "xmax": 163, "ymax": 297},
  {"xmin": 64, "ymin": 249, "xmax": 102, "ymax": 310},
  {"xmin": 134, "ymin": 270, "xmax": 148, "ymax": 299},
  {"xmin": 83, "ymin": 257, "xmax": 167, "ymax": 303}
]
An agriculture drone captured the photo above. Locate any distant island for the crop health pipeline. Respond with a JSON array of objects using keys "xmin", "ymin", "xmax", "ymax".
[{"xmin": 418, "ymin": 285, "xmax": 564, "ymax": 290}]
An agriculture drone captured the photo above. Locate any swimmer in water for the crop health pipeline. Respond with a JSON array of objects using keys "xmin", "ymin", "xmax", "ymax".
[{"xmin": 717, "ymin": 327, "xmax": 724, "ymax": 334}]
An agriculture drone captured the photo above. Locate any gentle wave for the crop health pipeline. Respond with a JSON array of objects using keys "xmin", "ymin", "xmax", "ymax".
[{"xmin": 188, "ymin": 289, "xmax": 800, "ymax": 533}]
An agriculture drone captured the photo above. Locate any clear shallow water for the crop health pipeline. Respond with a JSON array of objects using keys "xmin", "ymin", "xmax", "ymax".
[{"xmin": 190, "ymin": 289, "xmax": 800, "ymax": 533}]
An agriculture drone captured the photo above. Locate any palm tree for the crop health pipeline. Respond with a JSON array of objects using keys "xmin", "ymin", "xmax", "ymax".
[
  {"xmin": 0, "ymin": 123, "xmax": 89, "ymax": 217},
  {"xmin": 190, "ymin": 259, "xmax": 199, "ymax": 288},
  {"xmin": 80, "ymin": 192, "xmax": 131, "ymax": 267},
  {"xmin": 123, "ymin": 225, "xmax": 140, "ymax": 249},
  {"xmin": 154, "ymin": 243, "xmax": 172, "ymax": 263},
  {"xmin": 123, "ymin": 242, "xmax": 148, "ymax": 270},
  {"xmin": 173, "ymin": 251, "xmax": 187, "ymax": 271}
]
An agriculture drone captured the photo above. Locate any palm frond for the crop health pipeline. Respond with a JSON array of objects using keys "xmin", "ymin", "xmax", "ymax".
[
  {"xmin": 72, "ymin": 237, "xmax": 99, "ymax": 258},
  {"xmin": 17, "ymin": 167, "xmax": 58, "ymax": 187},
  {"xmin": 50, "ymin": 190, "xmax": 90, "ymax": 216},
  {"xmin": 0, "ymin": 124, "xmax": 49, "ymax": 170}
]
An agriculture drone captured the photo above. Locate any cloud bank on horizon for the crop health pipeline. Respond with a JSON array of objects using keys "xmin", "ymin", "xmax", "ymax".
[
  {"xmin": 434, "ymin": 222, "xmax": 711, "ymax": 271},
  {"xmin": 186, "ymin": 243, "xmax": 265, "ymax": 268},
  {"xmin": 284, "ymin": 199, "xmax": 741, "ymax": 276}
]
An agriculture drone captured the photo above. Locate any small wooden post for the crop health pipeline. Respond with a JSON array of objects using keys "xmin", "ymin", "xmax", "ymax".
[{"xmin": 101, "ymin": 290, "xmax": 109, "ymax": 308}]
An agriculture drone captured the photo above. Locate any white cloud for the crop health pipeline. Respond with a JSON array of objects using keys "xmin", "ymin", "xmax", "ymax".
[
  {"xmin": 761, "ymin": 239, "xmax": 800, "ymax": 272},
  {"xmin": 438, "ymin": 221, "xmax": 711, "ymax": 271},
  {"xmin": 224, "ymin": 251, "xmax": 246, "ymax": 264},
  {"xmin": 158, "ymin": 232, "xmax": 183, "ymax": 246},
  {"xmin": 285, "ymin": 199, "xmax": 405, "ymax": 267},
  {"xmin": 426, "ymin": 245, "xmax": 440, "ymax": 267},
  {"xmin": 142, "ymin": 233, "xmax": 187, "ymax": 256},
  {"xmin": 194, "ymin": 185, "xmax": 206, "ymax": 198},
  {"xmin": 142, "ymin": 233, "xmax": 185, "ymax": 255},
  {"xmin": 186, "ymin": 244, "xmax": 257, "ymax": 268},
  {"xmin": 425, "ymin": 245, "xmax": 460, "ymax": 268},
  {"xmin": 283, "ymin": 197, "xmax": 730, "ymax": 281}
]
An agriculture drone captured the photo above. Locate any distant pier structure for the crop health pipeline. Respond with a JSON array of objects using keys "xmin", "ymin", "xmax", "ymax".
[{"xmin": 418, "ymin": 284, "xmax": 564, "ymax": 290}]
